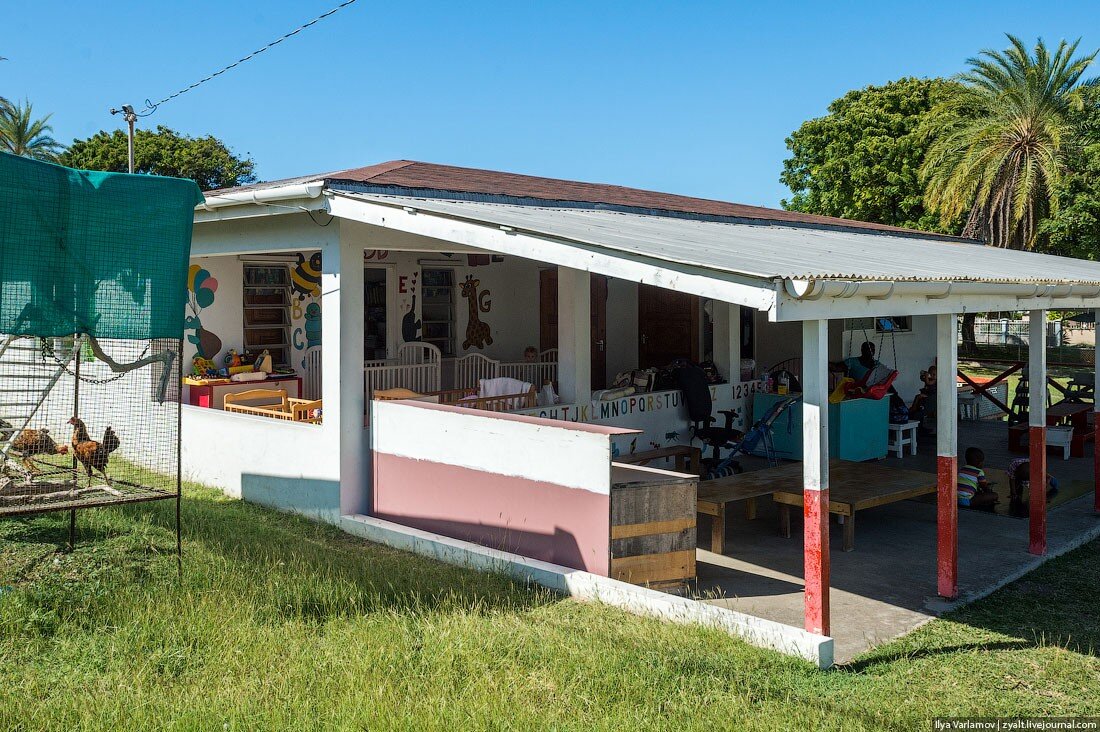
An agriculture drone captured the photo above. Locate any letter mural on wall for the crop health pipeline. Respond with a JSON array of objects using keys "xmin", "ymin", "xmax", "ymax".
[{"xmin": 460, "ymin": 274, "xmax": 493, "ymax": 350}]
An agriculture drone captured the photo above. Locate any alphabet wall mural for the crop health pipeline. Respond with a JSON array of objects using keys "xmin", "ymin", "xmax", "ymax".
[
  {"xmin": 460, "ymin": 274, "xmax": 493, "ymax": 350},
  {"xmin": 185, "ymin": 264, "xmax": 222, "ymax": 359},
  {"xmin": 290, "ymin": 252, "xmax": 323, "ymax": 369}
]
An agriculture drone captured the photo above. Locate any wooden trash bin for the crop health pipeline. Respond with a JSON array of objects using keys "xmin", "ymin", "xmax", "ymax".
[{"xmin": 609, "ymin": 463, "xmax": 697, "ymax": 587}]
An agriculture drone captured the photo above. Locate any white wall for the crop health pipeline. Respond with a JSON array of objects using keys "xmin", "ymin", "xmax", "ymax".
[{"xmin": 181, "ymin": 406, "xmax": 342, "ymax": 524}]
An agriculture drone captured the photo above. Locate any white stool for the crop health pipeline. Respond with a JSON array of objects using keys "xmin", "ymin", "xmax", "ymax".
[
  {"xmin": 958, "ymin": 394, "xmax": 978, "ymax": 421},
  {"xmin": 888, "ymin": 420, "xmax": 920, "ymax": 458},
  {"xmin": 1047, "ymin": 426, "xmax": 1073, "ymax": 460}
]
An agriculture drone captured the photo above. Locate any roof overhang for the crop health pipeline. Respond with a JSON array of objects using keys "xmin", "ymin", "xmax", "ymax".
[{"xmin": 325, "ymin": 191, "xmax": 778, "ymax": 312}]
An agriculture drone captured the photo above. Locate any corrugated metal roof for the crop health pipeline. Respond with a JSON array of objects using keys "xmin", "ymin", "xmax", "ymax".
[{"xmin": 340, "ymin": 193, "xmax": 1100, "ymax": 286}]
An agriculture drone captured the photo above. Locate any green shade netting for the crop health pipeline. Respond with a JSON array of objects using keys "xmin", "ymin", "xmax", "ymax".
[{"xmin": 0, "ymin": 152, "xmax": 204, "ymax": 339}]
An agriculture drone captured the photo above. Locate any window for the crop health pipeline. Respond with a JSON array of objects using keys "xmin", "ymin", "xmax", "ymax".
[
  {"xmin": 845, "ymin": 316, "xmax": 911, "ymax": 334},
  {"xmin": 243, "ymin": 264, "xmax": 292, "ymax": 367}
]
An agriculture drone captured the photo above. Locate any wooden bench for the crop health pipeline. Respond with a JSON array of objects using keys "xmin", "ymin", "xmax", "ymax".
[
  {"xmin": 771, "ymin": 460, "xmax": 936, "ymax": 551},
  {"xmin": 617, "ymin": 445, "xmax": 701, "ymax": 475},
  {"xmin": 696, "ymin": 474, "xmax": 777, "ymax": 555}
]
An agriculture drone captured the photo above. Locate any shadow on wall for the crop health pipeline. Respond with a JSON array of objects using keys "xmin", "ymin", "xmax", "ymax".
[
  {"xmin": 372, "ymin": 512, "xmax": 585, "ymax": 571},
  {"xmin": 242, "ymin": 473, "xmax": 341, "ymax": 525}
]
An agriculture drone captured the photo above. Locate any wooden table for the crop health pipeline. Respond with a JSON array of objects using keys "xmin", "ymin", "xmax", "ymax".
[
  {"xmin": 766, "ymin": 460, "xmax": 936, "ymax": 552},
  {"xmin": 697, "ymin": 475, "xmax": 778, "ymax": 555},
  {"xmin": 617, "ymin": 445, "xmax": 701, "ymax": 475}
]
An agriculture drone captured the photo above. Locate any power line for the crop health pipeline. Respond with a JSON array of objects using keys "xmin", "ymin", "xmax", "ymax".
[{"xmin": 132, "ymin": 0, "xmax": 359, "ymax": 117}]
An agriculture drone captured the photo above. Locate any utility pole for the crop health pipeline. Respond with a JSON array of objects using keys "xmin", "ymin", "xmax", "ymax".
[{"xmin": 108, "ymin": 105, "xmax": 138, "ymax": 173}]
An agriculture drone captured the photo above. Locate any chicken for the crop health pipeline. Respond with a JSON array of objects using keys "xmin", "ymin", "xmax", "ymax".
[
  {"xmin": 68, "ymin": 417, "xmax": 120, "ymax": 485},
  {"xmin": 9, "ymin": 428, "xmax": 68, "ymax": 475}
]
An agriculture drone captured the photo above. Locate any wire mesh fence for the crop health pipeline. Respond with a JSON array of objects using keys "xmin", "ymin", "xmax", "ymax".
[{"xmin": 0, "ymin": 335, "xmax": 181, "ymax": 517}]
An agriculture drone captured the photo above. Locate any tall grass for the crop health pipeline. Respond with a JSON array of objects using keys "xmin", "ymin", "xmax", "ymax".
[{"xmin": 1, "ymin": 481, "xmax": 1099, "ymax": 730}]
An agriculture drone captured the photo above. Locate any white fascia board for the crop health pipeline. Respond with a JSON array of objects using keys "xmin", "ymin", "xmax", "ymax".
[
  {"xmin": 193, "ymin": 196, "xmax": 330, "ymax": 225},
  {"xmin": 327, "ymin": 193, "xmax": 776, "ymax": 312},
  {"xmin": 772, "ymin": 287, "xmax": 1100, "ymax": 321}
]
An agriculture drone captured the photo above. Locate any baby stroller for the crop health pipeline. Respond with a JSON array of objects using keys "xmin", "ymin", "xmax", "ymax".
[{"xmin": 703, "ymin": 395, "xmax": 802, "ymax": 478}]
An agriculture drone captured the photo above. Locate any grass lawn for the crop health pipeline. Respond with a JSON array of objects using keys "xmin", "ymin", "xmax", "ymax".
[{"xmin": 2, "ymin": 483, "xmax": 1099, "ymax": 730}]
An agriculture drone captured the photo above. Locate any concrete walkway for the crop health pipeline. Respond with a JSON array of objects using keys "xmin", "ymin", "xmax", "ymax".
[{"xmin": 693, "ymin": 420, "xmax": 1100, "ymax": 664}]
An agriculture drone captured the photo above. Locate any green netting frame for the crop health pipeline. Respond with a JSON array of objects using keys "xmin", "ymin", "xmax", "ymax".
[{"xmin": 0, "ymin": 152, "xmax": 203, "ymax": 339}]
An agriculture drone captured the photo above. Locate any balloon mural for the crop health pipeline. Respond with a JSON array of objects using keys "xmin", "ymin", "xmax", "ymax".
[{"xmin": 185, "ymin": 265, "xmax": 223, "ymax": 359}]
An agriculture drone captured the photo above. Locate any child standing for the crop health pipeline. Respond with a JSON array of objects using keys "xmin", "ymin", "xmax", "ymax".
[{"xmin": 958, "ymin": 447, "xmax": 999, "ymax": 511}]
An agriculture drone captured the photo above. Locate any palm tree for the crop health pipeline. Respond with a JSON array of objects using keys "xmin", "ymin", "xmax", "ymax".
[
  {"xmin": 922, "ymin": 35, "xmax": 1097, "ymax": 249},
  {"xmin": 0, "ymin": 99, "xmax": 64, "ymax": 161},
  {"xmin": 921, "ymin": 36, "xmax": 1097, "ymax": 353}
]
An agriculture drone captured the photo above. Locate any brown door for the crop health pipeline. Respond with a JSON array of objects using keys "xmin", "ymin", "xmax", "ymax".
[
  {"xmin": 539, "ymin": 269, "xmax": 608, "ymax": 390},
  {"xmin": 638, "ymin": 284, "xmax": 699, "ymax": 368}
]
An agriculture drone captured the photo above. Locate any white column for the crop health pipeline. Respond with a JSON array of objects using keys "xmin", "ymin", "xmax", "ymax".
[
  {"xmin": 557, "ymin": 266, "xmax": 592, "ymax": 404},
  {"xmin": 1028, "ymin": 309, "xmax": 1047, "ymax": 555},
  {"xmin": 712, "ymin": 301, "xmax": 741, "ymax": 383},
  {"xmin": 321, "ymin": 236, "xmax": 366, "ymax": 516},
  {"xmin": 936, "ymin": 313, "xmax": 958, "ymax": 598},
  {"xmin": 802, "ymin": 318, "xmax": 830, "ymax": 636}
]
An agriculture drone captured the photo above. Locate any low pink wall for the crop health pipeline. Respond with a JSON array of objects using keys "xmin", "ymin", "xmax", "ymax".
[
  {"xmin": 373, "ymin": 454, "xmax": 610, "ymax": 573},
  {"xmin": 370, "ymin": 399, "xmax": 636, "ymax": 575}
]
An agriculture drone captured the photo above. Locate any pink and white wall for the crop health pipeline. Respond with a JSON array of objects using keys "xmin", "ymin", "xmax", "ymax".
[{"xmin": 371, "ymin": 399, "xmax": 639, "ymax": 574}]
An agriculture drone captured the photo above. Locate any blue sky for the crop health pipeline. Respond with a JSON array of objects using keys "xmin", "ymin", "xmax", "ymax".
[{"xmin": 3, "ymin": 1, "xmax": 1096, "ymax": 205}]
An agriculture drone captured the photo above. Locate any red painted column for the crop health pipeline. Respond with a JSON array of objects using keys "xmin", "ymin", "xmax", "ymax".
[
  {"xmin": 1094, "ymin": 408, "xmax": 1100, "ymax": 513},
  {"xmin": 936, "ymin": 313, "xmax": 959, "ymax": 599},
  {"xmin": 802, "ymin": 319, "xmax": 830, "ymax": 637},
  {"xmin": 1029, "ymin": 426, "xmax": 1047, "ymax": 555},
  {"xmin": 804, "ymin": 487, "xmax": 830, "ymax": 636},
  {"xmin": 936, "ymin": 455, "xmax": 958, "ymax": 598},
  {"xmin": 1027, "ymin": 309, "xmax": 1047, "ymax": 556}
]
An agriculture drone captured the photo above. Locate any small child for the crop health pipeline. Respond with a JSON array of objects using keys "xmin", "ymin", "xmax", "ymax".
[
  {"xmin": 1007, "ymin": 457, "xmax": 1060, "ymax": 517},
  {"xmin": 523, "ymin": 346, "xmax": 539, "ymax": 363},
  {"xmin": 958, "ymin": 447, "xmax": 998, "ymax": 510}
]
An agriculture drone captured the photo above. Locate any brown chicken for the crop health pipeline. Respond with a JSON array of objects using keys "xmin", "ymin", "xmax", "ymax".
[
  {"xmin": 69, "ymin": 417, "xmax": 120, "ymax": 485},
  {"xmin": 9, "ymin": 428, "xmax": 68, "ymax": 475}
]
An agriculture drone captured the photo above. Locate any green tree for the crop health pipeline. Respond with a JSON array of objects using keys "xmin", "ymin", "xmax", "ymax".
[
  {"xmin": 0, "ymin": 99, "xmax": 64, "ymax": 161},
  {"xmin": 921, "ymin": 35, "xmax": 1097, "ymax": 249},
  {"xmin": 781, "ymin": 77, "xmax": 960, "ymax": 232},
  {"xmin": 60, "ymin": 125, "xmax": 256, "ymax": 191},
  {"xmin": 1039, "ymin": 84, "xmax": 1100, "ymax": 259}
]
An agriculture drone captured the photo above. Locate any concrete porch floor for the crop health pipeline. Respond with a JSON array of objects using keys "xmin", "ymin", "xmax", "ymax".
[{"xmin": 691, "ymin": 419, "xmax": 1100, "ymax": 664}]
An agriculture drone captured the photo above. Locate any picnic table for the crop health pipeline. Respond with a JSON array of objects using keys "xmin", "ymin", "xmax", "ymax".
[{"xmin": 761, "ymin": 460, "xmax": 937, "ymax": 551}]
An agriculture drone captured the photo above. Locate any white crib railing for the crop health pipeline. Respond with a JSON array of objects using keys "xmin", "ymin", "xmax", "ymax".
[
  {"xmin": 364, "ymin": 342, "xmax": 442, "ymax": 400},
  {"xmin": 499, "ymin": 348, "xmax": 558, "ymax": 386},
  {"xmin": 302, "ymin": 346, "xmax": 322, "ymax": 400},
  {"xmin": 453, "ymin": 353, "xmax": 500, "ymax": 388}
]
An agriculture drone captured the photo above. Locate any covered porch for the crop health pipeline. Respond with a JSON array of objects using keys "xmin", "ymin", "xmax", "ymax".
[{"xmin": 186, "ymin": 162, "xmax": 1100, "ymax": 666}]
